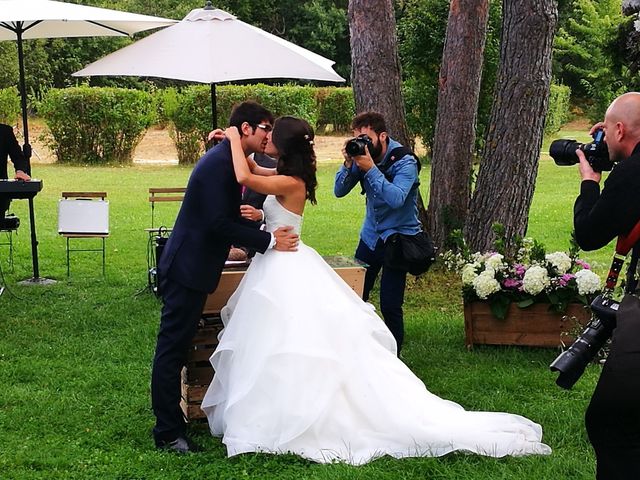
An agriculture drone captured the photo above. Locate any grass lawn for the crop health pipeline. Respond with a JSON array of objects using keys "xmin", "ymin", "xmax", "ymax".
[{"xmin": 0, "ymin": 128, "xmax": 610, "ymax": 479}]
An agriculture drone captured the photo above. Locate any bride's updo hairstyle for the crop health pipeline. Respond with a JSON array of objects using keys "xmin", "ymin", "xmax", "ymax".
[{"xmin": 272, "ymin": 116, "xmax": 318, "ymax": 205}]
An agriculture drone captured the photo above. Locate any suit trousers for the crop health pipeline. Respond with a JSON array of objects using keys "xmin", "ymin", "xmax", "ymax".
[
  {"xmin": 585, "ymin": 295, "xmax": 640, "ymax": 479},
  {"xmin": 151, "ymin": 276, "xmax": 208, "ymax": 443},
  {"xmin": 355, "ymin": 238, "xmax": 407, "ymax": 354}
]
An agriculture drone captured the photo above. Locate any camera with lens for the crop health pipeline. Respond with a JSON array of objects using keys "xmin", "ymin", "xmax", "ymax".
[
  {"xmin": 549, "ymin": 128, "xmax": 614, "ymax": 172},
  {"xmin": 549, "ymin": 294, "xmax": 619, "ymax": 389},
  {"xmin": 345, "ymin": 134, "xmax": 374, "ymax": 157}
]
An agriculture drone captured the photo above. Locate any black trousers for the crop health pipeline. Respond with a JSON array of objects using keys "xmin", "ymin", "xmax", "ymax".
[
  {"xmin": 355, "ymin": 238, "xmax": 407, "ymax": 354},
  {"xmin": 151, "ymin": 276, "xmax": 208, "ymax": 444},
  {"xmin": 585, "ymin": 296, "xmax": 640, "ymax": 479}
]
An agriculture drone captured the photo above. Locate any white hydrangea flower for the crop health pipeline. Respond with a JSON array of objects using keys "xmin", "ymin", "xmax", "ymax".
[
  {"xmin": 575, "ymin": 269, "xmax": 601, "ymax": 295},
  {"xmin": 546, "ymin": 251, "xmax": 572, "ymax": 274},
  {"xmin": 522, "ymin": 265, "xmax": 550, "ymax": 295},
  {"xmin": 472, "ymin": 271, "xmax": 501, "ymax": 299},
  {"xmin": 485, "ymin": 253, "xmax": 505, "ymax": 271},
  {"xmin": 461, "ymin": 264, "xmax": 478, "ymax": 285}
]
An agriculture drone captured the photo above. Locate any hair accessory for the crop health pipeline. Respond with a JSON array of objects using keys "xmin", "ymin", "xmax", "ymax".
[{"xmin": 304, "ymin": 134, "xmax": 314, "ymax": 146}]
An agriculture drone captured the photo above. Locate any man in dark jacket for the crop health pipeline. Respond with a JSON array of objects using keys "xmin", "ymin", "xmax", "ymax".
[
  {"xmin": 151, "ymin": 102, "xmax": 299, "ymax": 453},
  {"xmin": 0, "ymin": 124, "xmax": 30, "ymax": 227},
  {"xmin": 573, "ymin": 92, "xmax": 640, "ymax": 479}
]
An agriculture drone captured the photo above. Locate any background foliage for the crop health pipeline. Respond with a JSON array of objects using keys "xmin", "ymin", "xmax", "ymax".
[
  {"xmin": 1, "ymin": 0, "xmax": 637, "ymax": 151},
  {"xmin": 39, "ymin": 86, "xmax": 156, "ymax": 164}
]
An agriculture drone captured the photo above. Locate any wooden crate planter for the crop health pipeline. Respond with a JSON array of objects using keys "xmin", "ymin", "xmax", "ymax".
[
  {"xmin": 463, "ymin": 301, "xmax": 591, "ymax": 349},
  {"xmin": 181, "ymin": 256, "xmax": 366, "ymax": 422}
]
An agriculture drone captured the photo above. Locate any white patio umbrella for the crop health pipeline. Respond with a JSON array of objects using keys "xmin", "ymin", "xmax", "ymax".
[
  {"xmin": 0, "ymin": 0, "xmax": 175, "ymax": 283},
  {"xmin": 74, "ymin": 2, "xmax": 345, "ymax": 128}
]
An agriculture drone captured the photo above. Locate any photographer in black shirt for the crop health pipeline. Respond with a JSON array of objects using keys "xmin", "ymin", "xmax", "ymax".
[{"xmin": 573, "ymin": 92, "xmax": 640, "ymax": 479}]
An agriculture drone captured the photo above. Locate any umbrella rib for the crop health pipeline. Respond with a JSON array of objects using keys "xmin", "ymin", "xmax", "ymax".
[
  {"xmin": 0, "ymin": 20, "xmax": 44, "ymax": 34},
  {"xmin": 86, "ymin": 20, "xmax": 129, "ymax": 36}
]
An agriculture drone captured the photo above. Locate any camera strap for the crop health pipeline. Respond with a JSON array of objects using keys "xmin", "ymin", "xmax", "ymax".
[
  {"xmin": 603, "ymin": 220, "xmax": 640, "ymax": 292},
  {"xmin": 359, "ymin": 146, "xmax": 420, "ymax": 195}
]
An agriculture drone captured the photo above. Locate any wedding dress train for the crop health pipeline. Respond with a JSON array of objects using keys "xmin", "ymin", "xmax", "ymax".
[{"xmin": 201, "ymin": 195, "xmax": 551, "ymax": 465}]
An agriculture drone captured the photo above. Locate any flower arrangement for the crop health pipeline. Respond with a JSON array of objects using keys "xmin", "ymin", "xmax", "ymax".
[{"xmin": 443, "ymin": 226, "xmax": 602, "ymax": 320}]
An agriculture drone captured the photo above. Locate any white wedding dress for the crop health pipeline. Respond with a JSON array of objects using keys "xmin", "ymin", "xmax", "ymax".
[{"xmin": 201, "ymin": 195, "xmax": 551, "ymax": 465}]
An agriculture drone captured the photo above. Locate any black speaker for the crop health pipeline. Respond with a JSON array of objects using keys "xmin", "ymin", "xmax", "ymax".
[{"xmin": 0, "ymin": 214, "xmax": 20, "ymax": 230}]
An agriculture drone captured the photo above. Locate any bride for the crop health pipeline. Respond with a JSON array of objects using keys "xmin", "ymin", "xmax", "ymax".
[{"xmin": 201, "ymin": 116, "xmax": 551, "ymax": 465}]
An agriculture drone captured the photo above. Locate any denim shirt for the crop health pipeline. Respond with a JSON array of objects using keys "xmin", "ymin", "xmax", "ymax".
[{"xmin": 334, "ymin": 138, "xmax": 421, "ymax": 250}]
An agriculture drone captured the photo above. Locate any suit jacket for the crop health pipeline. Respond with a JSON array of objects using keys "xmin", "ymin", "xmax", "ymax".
[
  {"xmin": 0, "ymin": 124, "xmax": 27, "ymax": 180},
  {"xmin": 159, "ymin": 138, "xmax": 271, "ymax": 293}
]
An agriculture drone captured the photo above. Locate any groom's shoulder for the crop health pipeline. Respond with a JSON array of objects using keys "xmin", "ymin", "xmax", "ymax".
[{"xmin": 194, "ymin": 141, "xmax": 231, "ymax": 171}]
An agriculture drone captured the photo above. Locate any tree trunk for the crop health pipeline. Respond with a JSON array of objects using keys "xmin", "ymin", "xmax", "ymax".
[
  {"xmin": 348, "ymin": 0, "xmax": 411, "ymax": 148},
  {"xmin": 427, "ymin": 0, "xmax": 490, "ymax": 249},
  {"xmin": 464, "ymin": 0, "xmax": 558, "ymax": 252},
  {"xmin": 348, "ymin": 0, "xmax": 427, "ymax": 225}
]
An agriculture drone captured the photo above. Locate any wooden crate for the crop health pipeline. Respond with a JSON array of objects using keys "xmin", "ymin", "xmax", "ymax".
[
  {"xmin": 463, "ymin": 301, "xmax": 591, "ymax": 349},
  {"xmin": 181, "ymin": 256, "xmax": 366, "ymax": 422}
]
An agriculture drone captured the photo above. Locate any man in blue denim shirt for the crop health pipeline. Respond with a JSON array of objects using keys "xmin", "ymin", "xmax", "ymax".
[{"xmin": 334, "ymin": 112, "xmax": 420, "ymax": 354}]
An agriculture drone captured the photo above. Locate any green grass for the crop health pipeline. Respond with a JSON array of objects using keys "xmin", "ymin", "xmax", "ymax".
[{"xmin": 0, "ymin": 129, "xmax": 610, "ymax": 479}]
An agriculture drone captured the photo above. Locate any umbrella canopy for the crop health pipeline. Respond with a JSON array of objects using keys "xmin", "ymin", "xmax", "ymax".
[
  {"xmin": 0, "ymin": 0, "xmax": 176, "ymax": 161},
  {"xmin": 74, "ymin": 3, "xmax": 345, "ymax": 128}
]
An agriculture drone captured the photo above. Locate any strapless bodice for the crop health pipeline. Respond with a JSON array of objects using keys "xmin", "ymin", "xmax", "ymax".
[{"xmin": 263, "ymin": 195, "xmax": 302, "ymax": 235}]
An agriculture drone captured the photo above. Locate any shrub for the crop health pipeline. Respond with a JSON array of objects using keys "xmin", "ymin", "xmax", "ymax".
[
  {"xmin": 40, "ymin": 86, "xmax": 155, "ymax": 164},
  {"xmin": 544, "ymin": 83, "xmax": 572, "ymax": 135},
  {"xmin": 0, "ymin": 87, "xmax": 21, "ymax": 126},
  {"xmin": 164, "ymin": 84, "xmax": 319, "ymax": 164},
  {"xmin": 315, "ymin": 87, "xmax": 354, "ymax": 133}
]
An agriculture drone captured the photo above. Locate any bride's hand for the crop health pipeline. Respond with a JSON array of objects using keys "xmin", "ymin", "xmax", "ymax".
[
  {"xmin": 240, "ymin": 205, "xmax": 264, "ymax": 222},
  {"xmin": 225, "ymin": 126, "xmax": 241, "ymax": 142}
]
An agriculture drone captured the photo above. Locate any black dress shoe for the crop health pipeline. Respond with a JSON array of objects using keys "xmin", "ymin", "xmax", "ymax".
[{"xmin": 156, "ymin": 436, "xmax": 200, "ymax": 454}]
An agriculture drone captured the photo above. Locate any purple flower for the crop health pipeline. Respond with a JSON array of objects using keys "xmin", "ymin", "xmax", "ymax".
[
  {"xmin": 558, "ymin": 273, "xmax": 575, "ymax": 287},
  {"xmin": 514, "ymin": 264, "xmax": 526, "ymax": 276},
  {"xmin": 503, "ymin": 278, "xmax": 522, "ymax": 289},
  {"xmin": 576, "ymin": 259, "xmax": 591, "ymax": 270}
]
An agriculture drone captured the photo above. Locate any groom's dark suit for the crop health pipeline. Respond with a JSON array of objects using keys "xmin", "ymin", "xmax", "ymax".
[
  {"xmin": 0, "ymin": 124, "xmax": 28, "ymax": 217},
  {"xmin": 152, "ymin": 138, "xmax": 271, "ymax": 444}
]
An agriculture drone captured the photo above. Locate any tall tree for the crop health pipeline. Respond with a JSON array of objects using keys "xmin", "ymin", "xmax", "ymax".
[
  {"xmin": 464, "ymin": 0, "xmax": 558, "ymax": 252},
  {"xmin": 348, "ymin": 0, "xmax": 410, "ymax": 147},
  {"xmin": 426, "ymin": 0, "xmax": 490, "ymax": 248}
]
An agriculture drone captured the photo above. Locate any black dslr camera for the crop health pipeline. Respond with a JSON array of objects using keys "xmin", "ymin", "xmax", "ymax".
[
  {"xmin": 345, "ymin": 134, "xmax": 374, "ymax": 157},
  {"xmin": 549, "ymin": 128, "xmax": 614, "ymax": 172},
  {"xmin": 549, "ymin": 294, "xmax": 619, "ymax": 389}
]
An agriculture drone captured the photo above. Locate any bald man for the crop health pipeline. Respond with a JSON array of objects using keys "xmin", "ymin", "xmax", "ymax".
[{"xmin": 574, "ymin": 92, "xmax": 640, "ymax": 479}]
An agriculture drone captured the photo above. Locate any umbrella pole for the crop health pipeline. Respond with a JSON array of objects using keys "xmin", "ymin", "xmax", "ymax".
[
  {"xmin": 211, "ymin": 83, "xmax": 217, "ymax": 129},
  {"xmin": 16, "ymin": 29, "xmax": 32, "ymax": 169}
]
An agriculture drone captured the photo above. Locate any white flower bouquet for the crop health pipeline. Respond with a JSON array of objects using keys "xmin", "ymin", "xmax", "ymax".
[{"xmin": 444, "ymin": 227, "xmax": 602, "ymax": 320}]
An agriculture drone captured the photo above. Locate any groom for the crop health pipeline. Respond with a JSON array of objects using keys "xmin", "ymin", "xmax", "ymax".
[{"xmin": 151, "ymin": 101, "xmax": 299, "ymax": 453}]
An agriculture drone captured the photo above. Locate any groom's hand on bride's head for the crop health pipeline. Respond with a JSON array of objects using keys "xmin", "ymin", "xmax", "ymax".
[{"xmin": 273, "ymin": 226, "xmax": 299, "ymax": 251}]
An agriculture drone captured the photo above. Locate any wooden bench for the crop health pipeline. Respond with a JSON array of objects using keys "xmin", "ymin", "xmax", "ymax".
[{"xmin": 180, "ymin": 257, "xmax": 367, "ymax": 422}]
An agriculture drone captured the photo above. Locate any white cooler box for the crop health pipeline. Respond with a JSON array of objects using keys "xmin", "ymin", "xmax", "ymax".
[{"xmin": 58, "ymin": 198, "xmax": 109, "ymax": 234}]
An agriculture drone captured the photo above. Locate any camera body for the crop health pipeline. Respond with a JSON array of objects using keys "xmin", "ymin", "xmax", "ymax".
[
  {"xmin": 549, "ymin": 128, "xmax": 614, "ymax": 172},
  {"xmin": 550, "ymin": 294, "xmax": 619, "ymax": 389},
  {"xmin": 345, "ymin": 134, "xmax": 374, "ymax": 157}
]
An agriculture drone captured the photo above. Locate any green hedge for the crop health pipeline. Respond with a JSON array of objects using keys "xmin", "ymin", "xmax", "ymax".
[
  {"xmin": 544, "ymin": 83, "xmax": 571, "ymax": 135},
  {"xmin": 40, "ymin": 86, "xmax": 155, "ymax": 164},
  {"xmin": 0, "ymin": 87, "xmax": 21, "ymax": 126},
  {"xmin": 316, "ymin": 87, "xmax": 355, "ymax": 133},
  {"xmin": 164, "ymin": 84, "xmax": 320, "ymax": 164}
]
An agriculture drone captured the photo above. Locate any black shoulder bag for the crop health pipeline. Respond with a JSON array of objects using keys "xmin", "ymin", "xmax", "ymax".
[{"xmin": 376, "ymin": 147, "xmax": 436, "ymax": 276}]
